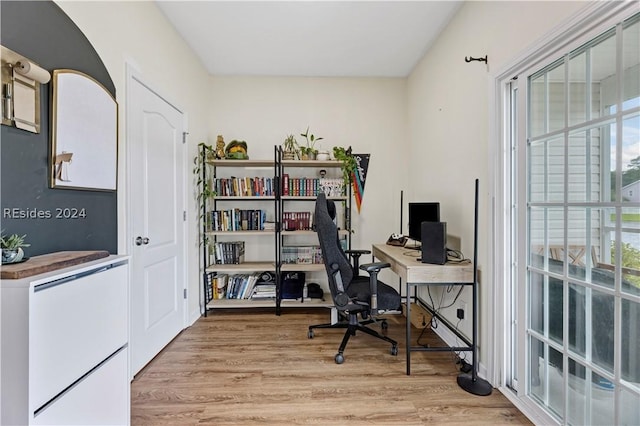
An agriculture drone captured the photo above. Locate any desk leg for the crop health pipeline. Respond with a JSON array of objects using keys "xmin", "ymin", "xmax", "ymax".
[{"xmin": 406, "ymin": 280, "xmax": 411, "ymax": 375}]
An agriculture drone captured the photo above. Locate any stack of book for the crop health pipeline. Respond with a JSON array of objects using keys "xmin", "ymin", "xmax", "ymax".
[
  {"xmin": 211, "ymin": 241, "xmax": 245, "ymax": 264},
  {"xmin": 214, "ymin": 176, "xmax": 274, "ymax": 197},
  {"xmin": 282, "ymin": 211, "xmax": 313, "ymax": 231},
  {"xmin": 210, "ymin": 209, "xmax": 267, "ymax": 231},
  {"xmin": 282, "ymin": 245, "xmax": 322, "ymax": 264}
]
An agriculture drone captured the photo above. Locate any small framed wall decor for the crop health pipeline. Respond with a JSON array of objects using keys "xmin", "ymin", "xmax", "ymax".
[{"xmin": 50, "ymin": 69, "xmax": 118, "ymax": 191}]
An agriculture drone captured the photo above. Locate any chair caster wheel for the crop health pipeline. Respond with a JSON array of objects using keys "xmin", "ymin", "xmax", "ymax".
[
  {"xmin": 381, "ymin": 320, "xmax": 388, "ymax": 330},
  {"xmin": 308, "ymin": 330, "xmax": 314, "ymax": 339},
  {"xmin": 391, "ymin": 345, "xmax": 398, "ymax": 356},
  {"xmin": 335, "ymin": 353, "xmax": 345, "ymax": 364}
]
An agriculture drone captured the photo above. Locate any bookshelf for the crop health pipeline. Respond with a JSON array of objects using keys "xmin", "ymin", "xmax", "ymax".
[
  {"xmin": 276, "ymin": 147, "xmax": 351, "ymax": 314},
  {"xmin": 199, "ymin": 146, "xmax": 352, "ymax": 315}
]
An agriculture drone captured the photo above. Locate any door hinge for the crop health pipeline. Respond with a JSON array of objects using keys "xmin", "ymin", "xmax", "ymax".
[
  {"xmin": 183, "ymin": 288, "xmax": 187, "ymax": 299},
  {"xmin": 182, "ymin": 131, "xmax": 189, "ymax": 144},
  {"xmin": 183, "ymin": 211, "xmax": 187, "ymax": 221}
]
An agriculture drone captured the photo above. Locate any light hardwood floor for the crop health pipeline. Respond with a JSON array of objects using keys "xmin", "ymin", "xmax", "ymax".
[{"xmin": 131, "ymin": 309, "xmax": 532, "ymax": 425}]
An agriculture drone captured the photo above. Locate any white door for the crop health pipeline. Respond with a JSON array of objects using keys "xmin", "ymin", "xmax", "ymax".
[{"xmin": 127, "ymin": 71, "xmax": 186, "ymax": 375}]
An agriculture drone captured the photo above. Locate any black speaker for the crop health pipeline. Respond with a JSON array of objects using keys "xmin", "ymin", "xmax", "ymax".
[{"xmin": 421, "ymin": 222, "xmax": 447, "ymax": 264}]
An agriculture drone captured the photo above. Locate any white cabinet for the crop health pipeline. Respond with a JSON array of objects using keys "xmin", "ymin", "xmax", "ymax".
[{"xmin": 1, "ymin": 256, "xmax": 130, "ymax": 425}]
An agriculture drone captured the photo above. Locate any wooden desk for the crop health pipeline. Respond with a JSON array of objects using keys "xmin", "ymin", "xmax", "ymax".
[{"xmin": 372, "ymin": 244, "xmax": 474, "ymax": 375}]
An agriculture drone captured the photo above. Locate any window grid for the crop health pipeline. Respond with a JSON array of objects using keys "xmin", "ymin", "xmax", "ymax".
[{"xmin": 526, "ymin": 14, "xmax": 640, "ymax": 425}]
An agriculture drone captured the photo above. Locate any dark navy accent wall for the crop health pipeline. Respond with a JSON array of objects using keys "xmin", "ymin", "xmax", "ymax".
[{"xmin": 1, "ymin": 0, "xmax": 117, "ymax": 256}]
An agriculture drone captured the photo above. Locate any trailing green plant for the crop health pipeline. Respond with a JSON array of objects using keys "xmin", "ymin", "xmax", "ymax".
[
  {"xmin": 332, "ymin": 146, "xmax": 357, "ymax": 186},
  {"xmin": 193, "ymin": 142, "xmax": 216, "ymax": 243},
  {"xmin": 1, "ymin": 230, "xmax": 30, "ymax": 250},
  {"xmin": 300, "ymin": 126, "xmax": 323, "ymax": 156}
]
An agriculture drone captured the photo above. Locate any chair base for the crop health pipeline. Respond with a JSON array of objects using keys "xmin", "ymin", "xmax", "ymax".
[{"xmin": 308, "ymin": 313, "xmax": 399, "ymax": 364}]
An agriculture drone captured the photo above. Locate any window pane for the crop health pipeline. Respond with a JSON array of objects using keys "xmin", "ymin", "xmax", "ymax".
[
  {"xmin": 620, "ymin": 386, "xmax": 640, "ymax": 425},
  {"xmin": 568, "ymin": 127, "xmax": 603, "ymax": 202},
  {"xmin": 548, "ymin": 138, "xmax": 565, "ymax": 202},
  {"xmin": 549, "ymin": 277, "xmax": 564, "ymax": 345},
  {"xmin": 569, "ymin": 283, "xmax": 586, "ymax": 357},
  {"xmin": 621, "ymin": 298, "xmax": 640, "ymax": 384},
  {"xmin": 548, "ymin": 346, "xmax": 564, "ymax": 418},
  {"xmin": 591, "ymin": 371, "xmax": 615, "ymax": 425},
  {"xmin": 530, "ymin": 73, "xmax": 547, "ymax": 138},
  {"xmin": 592, "ymin": 288, "xmax": 614, "ymax": 374},
  {"xmin": 567, "ymin": 359, "xmax": 587, "ymax": 426},
  {"xmin": 589, "ymin": 30, "xmax": 617, "ymax": 119},
  {"xmin": 621, "ymin": 113, "xmax": 640, "ymax": 205},
  {"xmin": 529, "ymin": 141, "xmax": 545, "ymax": 203},
  {"xmin": 621, "ymin": 206, "xmax": 640, "ymax": 293},
  {"xmin": 569, "ymin": 50, "xmax": 587, "ymax": 126},
  {"xmin": 622, "ymin": 17, "xmax": 640, "ymax": 106},
  {"xmin": 548, "ymin": 64, "xmax": 566, "ymax": 133},
  {"xmin": 530, "ymin": 271, "xmax": 545, "ymax": 335},
  {"xmin": 529, "ymin": 336, "xmax": 546, "ymax": 401}
]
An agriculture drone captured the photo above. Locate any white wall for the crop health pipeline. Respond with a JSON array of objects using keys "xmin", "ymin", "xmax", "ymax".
[
  {"xmin": 55, "ymin": 0, "xmax": 210, "ymax": 322},
  {"xmin": 407, "ymin": 1, "xmax": 590, "ymax": 366},
  {"xmin": 210, "ymin": 76, "xmax": 409, "ymax": 286}
]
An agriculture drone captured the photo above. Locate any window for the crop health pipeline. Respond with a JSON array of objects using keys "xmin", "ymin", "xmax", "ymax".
[{"xmin": 501, "ymin": 9, "xmax": 639, "ymax": 425}]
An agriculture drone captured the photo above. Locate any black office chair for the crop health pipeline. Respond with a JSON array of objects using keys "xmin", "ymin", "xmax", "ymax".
[{"xmin": 308, "ymin": 193, "xmax": 400, "ymax": 364}]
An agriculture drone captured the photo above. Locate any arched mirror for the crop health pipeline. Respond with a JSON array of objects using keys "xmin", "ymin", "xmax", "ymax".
[{"xmin": 50, "ymin": 69, "xmax": 117, "ymax": 191}]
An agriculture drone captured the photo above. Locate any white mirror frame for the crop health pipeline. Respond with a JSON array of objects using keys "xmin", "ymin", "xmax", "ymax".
[{"xmin": 51, "ymin": 69, "xmax": 118, "ymax": 191}]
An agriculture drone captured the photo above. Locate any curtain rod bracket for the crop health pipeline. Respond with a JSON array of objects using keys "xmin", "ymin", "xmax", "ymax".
[{"xmin": 464, "ymin": 55, "xmax": 488, "ymax": 64}]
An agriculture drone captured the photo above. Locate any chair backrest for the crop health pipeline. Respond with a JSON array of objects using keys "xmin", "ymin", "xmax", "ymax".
[{"xmin": 314, "ymin": 193, "xmax": 353, "ymax": 298}]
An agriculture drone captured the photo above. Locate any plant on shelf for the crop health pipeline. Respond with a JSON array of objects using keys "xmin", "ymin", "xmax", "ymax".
[
  {"xmin": 1, "ymin": 230, "xmax": 29, "ymax": 264},
  {"xmin": 193, "ymin": 142, "xmax": 216, "ymax": 239},
  {"xmin": 300, "ymin": 126, "xmax": 323, "ymax": 160},
  {"xmin": 332, "ymin": 146, "xmax": 357, "ymax": 188},
  {"xmin": 282, "ymin": 134, "xmax": 299, "ymax": 160}
]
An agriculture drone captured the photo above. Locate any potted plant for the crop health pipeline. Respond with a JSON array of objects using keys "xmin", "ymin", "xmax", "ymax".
[
  {"xmin": 282, "ymin": 134, "xmax": 298, "ymax": 160},
  {"xmin": 332, "ymin": 146, "xmax": 357, "ymax": 189},
  {"xmin": 300, "ymin": 126, "xmax": 323, "ymax": 160},
  {"xmin": 1, "ymin": 230, "xmax": 29, "ymax": 264}
]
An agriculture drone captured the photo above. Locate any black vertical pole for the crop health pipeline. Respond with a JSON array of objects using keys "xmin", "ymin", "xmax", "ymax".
[{"xmin": 456, "ymin": 178, "xmax": 492, "ymax": 395}]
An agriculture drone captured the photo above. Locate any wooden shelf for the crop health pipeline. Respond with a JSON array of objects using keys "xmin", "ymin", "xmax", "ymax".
[
  {"xmin": 207, "ymin": 159, "xmax": 273, "ymax": 168},
  {"xmin": 281, "ymin": 195, "xmax": 347, "ymax": 201},
  {"xmin": 213, "ymin": 196, "xmax": 275, "ymax": 201},
  {"xmin": 205, "ymin": 262, "xmax": 275, "ymax": 273},
  {"xmin": 206, "ymin": 230, "xmax": 275, "ymax": 236},
  {"xmin": 280, "ymin": 263, "xmax": 325, "ymax": 272},
  {"xmin": 280, "ymin": 159, "xmax": 342, "ymax": 168}
]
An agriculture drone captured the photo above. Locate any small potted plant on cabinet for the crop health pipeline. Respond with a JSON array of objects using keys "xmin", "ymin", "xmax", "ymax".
[{"xmin": 1, "ymin": 230, "xmax": 29, "ymax": 264}]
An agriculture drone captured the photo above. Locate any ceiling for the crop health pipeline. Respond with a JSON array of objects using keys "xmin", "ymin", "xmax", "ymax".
[{"xmin": 155, "ymin": 1, "xmax": 463, "ymax": 78}]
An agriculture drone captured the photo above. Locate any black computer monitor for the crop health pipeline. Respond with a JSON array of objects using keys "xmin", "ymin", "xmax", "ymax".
[{"xmin": 408, "ymin": 202, "xmax": 440, "ymax": 242}]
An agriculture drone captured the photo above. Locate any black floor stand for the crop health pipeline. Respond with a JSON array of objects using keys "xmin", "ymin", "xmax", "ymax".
[{"xmin": 457, "ymin": 179, "xmax": 492, "ymax": 396}]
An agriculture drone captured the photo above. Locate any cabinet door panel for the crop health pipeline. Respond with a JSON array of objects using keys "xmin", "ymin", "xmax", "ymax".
[{"xmin": 30, "ymin": 265, "xmax": 128, "ymax": 410}]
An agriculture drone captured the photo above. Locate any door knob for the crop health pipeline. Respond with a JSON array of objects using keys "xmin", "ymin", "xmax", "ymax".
[{"xmin": 135, "ymin": 236, "xmax": 150, "ymax": 246}]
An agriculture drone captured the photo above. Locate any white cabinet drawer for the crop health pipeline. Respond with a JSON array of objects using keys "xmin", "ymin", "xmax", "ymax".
[
  {"xmin": 32, "ymin": 347, "xmax": 129, "ymax": 426},
  {"xmin": 30, "ymin": 264, "xmax": 128, "ymax": 411}
]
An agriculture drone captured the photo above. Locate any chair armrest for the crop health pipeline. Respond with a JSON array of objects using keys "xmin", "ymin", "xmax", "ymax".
[
  {"xmin": 359, "ymin": 262, "xmax": 390, "ymax": 314},
  {"xmin": 345, "ymin": 249, "xmax": 371, "ymax": 256},
  {"xmin": 359, "ymin": 262, "xmax": 390, "ymax": 273}
]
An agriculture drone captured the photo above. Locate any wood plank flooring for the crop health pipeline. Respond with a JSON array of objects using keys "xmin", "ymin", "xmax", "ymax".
[{"xmin": 131, "ymin": 309, "xmax": 532, "ymax": 425}]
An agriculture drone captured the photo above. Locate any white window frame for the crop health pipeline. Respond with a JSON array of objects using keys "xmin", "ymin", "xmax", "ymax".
[{"xmin": 489, "ymin": 2, "xmax": 638, "ymax": 424}]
